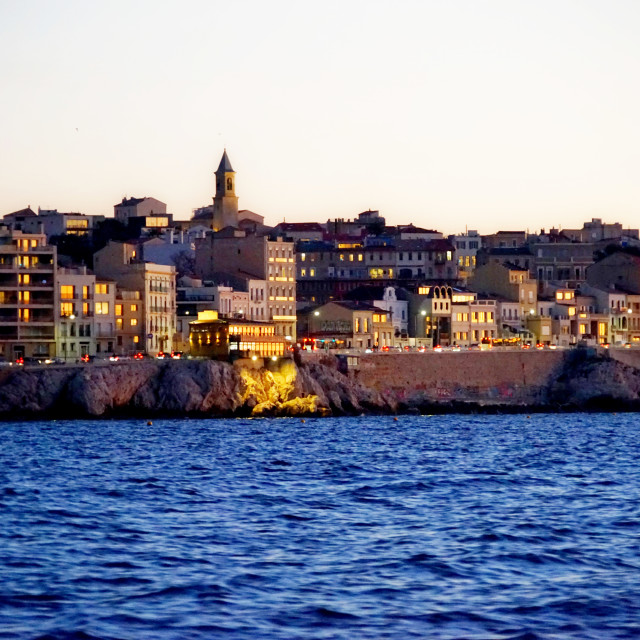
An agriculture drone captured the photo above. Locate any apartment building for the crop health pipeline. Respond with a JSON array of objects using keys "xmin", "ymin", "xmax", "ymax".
[
  {"xmin": 94, "ymin": 241, "xmax": 176, "ymax": 355},
  {"xmin": 94, "ymin": 279, "xmax": 117, "ymax": 354},
  {"xmin": 114, "ymin": 290, "xmax": 144, "ymax": 355},
  {"xmin": 22, "ymin": 209, "xmax": 100, "ymax": 238},
  {"xmin": 0, "ymin": 229, "xmax": 56, "ymax": 360},
  {"xmin": 56, "ymin": 267, "xmax": 96, "ymax": 361},
  {"xmin": 449, "ymin": 291, "xmax": 498, "ymax": 347},
  {"xmin": 296, "ymin": 238, "xmax": 457, "ymax": 304},
  {"xmin": 470, "ymin": 262, "xmax": 537, "ymax": 317},
  {"xmin": 299, "ymin": 301, "xmax": 394, "ymax": 350},
  {"xmin": 195, "ymin": 228, "xmax": 296, "ymax": 339},
  {"xmin": 410, "ymin": 285, "xmax": 454, "ymax": 346},
  {"xmin": 449, "ymin": 230, "xmax": 482, "ymax": 283}
]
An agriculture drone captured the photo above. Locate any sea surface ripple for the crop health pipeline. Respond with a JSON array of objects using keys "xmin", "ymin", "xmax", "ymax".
[{"xmin": 1, "ymin": 414, "xmax": 640, "ymax": 639}]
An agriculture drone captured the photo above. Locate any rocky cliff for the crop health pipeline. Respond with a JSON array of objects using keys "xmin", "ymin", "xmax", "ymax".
[
  {"xmin": 0, "ymin": 350, "xmax": 638, "ymax": 420},
  {"xmin": 0, "ymin": 356, "xmax": 392, "ymax": 419}
]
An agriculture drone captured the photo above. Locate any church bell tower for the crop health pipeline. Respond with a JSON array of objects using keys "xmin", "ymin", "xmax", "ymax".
[{"xmin": 212, "ymin": 150, "xmax": 239, "ymax": 231}]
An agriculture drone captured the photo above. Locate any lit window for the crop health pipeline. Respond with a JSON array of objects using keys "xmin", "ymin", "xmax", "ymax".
[
  {"xmin": 131, "ymin": 319, "xmax": 138, "ymax": 326},
  {"xmin": 115, "ymin": 304, "xmax": 123, "ymax": 316},
  {"xmin": 60, "ymin": 302, "xmax": 74, "ymax": 317},
  {"xmin": 95, "ymin": 302, "xmax": 109, "ymax": 315},
  {"xmin": 116, "ymin": 318, "xmax": 123, "ymax": 329},
  {"xmin": 95, "ymin": 284, "xmax": 107, "ymax": 294},
  {"xmin": 130, "ymin": 304, "xmax": 138, "ymax": 312},
  {"xmin": 60, "ymin": 285, "xmax": 75, "ymax": 299}
]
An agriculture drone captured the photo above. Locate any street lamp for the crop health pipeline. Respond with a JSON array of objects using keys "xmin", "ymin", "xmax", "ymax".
[
  {"xmin": 306, "ymin": 310, "xmax": 320, "ymax": 349},
  {"xmin": 415, "ymin": 309, "xmax": 426, "ymax": 344}
]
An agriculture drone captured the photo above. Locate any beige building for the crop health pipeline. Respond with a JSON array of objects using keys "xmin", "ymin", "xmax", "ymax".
[
  {"xmin": 115, "ymin": 290, "xmax": 144, "ymax": 355},
  {"xmin": 195, "ymin": 229, "xmax": 296, "ymax": 340},
  {"xmin": 94, "ymin": 279, "xmax": 117, "ymax": 354},
  {"xmin": 300, "ymin": 301, "xmax": 394, "ymax": 350},
  {"xmin": 450, "ymin": 291, "xmax": 498, "ymax": 347},
  {"xmin": 411, "ymin": 285, "xmax": 454, "ymax": 346},
  {"xmin": 94, "ymin": 241, "xmax": 176, "ymax": 355},
  {"xmin": 0, "ymin": 228, "xmax": 56, "ymax": 361},
  {"xmin": 470, "ymin": 262, "xmax": 537, "ymax": 317},
  {"xmin": 114, "ymin": 197, "xmax": 167, "ymax": 224},
  {"xmin": 55, "ymin": 269, "xmax": 117, "ymax": 360},
  {"xmin": 586, "ymin": 251, "xmax": 640, "ymax": 295},
  {"xmin": 56, "ymin": 267, "xmax": 96, "ymax": 361}
]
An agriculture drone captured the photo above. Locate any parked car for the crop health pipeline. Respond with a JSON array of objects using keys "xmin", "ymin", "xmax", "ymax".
[
  {"xmin": 170, "ymin": 351, "xmax": 183, "ymax": 359},
  {"xmin": 23, "ymin": 356, "xmax": 54, "ymax": 365}
]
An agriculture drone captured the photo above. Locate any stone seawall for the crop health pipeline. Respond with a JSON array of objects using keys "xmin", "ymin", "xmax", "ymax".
[
  {"xmin": 0, "ymin": 349, "xmax": 638, "ymax": 419},
  {"xmin": 355, "ymin": 351, "xmax": 565, "ymax": 407}
]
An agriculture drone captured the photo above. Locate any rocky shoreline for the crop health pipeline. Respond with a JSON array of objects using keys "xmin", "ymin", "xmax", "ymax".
[{"xmin": 0, "ymin": 349, "xmax": 639, "ymax": 420}]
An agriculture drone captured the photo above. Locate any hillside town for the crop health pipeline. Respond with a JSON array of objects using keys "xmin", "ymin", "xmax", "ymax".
[{"xmin": 2, "ymin": 151, "xmax": 640, "ymax": 364}]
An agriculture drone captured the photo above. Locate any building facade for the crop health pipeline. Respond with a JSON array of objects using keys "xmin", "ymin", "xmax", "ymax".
[
  {"xmin": 94, "ymin": 241, "xmax": 176, "ymax": 355},
  {"xmin": 0, "ymin": 229, "xmax": 56, "ymax": 361}
]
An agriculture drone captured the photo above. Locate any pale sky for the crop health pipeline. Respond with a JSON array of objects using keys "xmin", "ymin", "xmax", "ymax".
[{"xmin": 1, "ymin": 0, "xmax": 639, "ymax": 234}]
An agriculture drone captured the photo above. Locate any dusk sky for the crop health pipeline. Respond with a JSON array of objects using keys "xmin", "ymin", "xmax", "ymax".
[{"xmin": 1, "ymin": 0, "xmax": 639, "ymax": 234}]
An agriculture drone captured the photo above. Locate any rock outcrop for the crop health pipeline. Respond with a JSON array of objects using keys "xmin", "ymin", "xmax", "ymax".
[
  {"xmin": 547, "ymin": 349, "xmax": 640, "ymax": 410},
  {"xmin": 0, "ymin": 349, "xmax": 638, "ymax": 420}
]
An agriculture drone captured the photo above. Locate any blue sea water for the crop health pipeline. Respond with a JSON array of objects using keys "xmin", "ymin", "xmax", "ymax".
[{"xmin": 1, "ymin": 414, "xmax": 640, "ymax": 639}]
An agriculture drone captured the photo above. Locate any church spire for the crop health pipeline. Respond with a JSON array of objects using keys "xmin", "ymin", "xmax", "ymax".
[{"xmin": 216, "ymin": 149, "xmax": 234, "ymax": 173}]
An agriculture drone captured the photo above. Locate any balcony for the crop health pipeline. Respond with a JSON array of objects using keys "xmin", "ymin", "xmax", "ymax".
[{"xmin": 610, "ymin": 307, "xmax": 632, "ymax": 316}]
